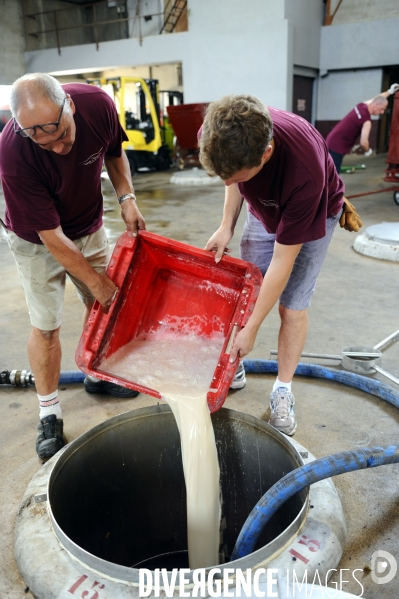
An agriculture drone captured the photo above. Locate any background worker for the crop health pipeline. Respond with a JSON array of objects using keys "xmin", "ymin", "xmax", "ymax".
[
  {"xmin": 326, "ymin": 83, "xmax": 399, "ymax": 173},
  {"xmin": 0, "ymin": 73, "xmax": 145, "ymax": 460},
  {"xmin": 199, "ymin": 95, "xmax": 353, "ymax": 437}
]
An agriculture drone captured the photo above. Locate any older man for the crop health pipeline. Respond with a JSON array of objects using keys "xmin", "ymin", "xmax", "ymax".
[
  {"xmin": 0, "ymin": 73, "xmax": 145, "ymax": 460},
  {"xmin": 326, "ymin": 83, "xmax": 399, "ymax": 172}
]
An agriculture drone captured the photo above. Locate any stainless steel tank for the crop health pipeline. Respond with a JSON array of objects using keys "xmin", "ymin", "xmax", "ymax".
[{"xmin": 47, "ymin": 405, "xmax": 308, "ymax": 582}]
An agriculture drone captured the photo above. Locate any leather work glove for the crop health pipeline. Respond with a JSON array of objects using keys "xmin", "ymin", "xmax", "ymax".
[{"xmin": 339, "ymin": 197, "xmax": 362, "ymax": 232}]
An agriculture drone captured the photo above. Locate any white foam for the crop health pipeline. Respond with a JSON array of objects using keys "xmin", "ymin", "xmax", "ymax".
[{"xmin": 100, "ymin": 332, "xmax": 223, "ymax": 568}]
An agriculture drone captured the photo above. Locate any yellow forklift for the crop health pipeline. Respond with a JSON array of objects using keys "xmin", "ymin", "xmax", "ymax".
[{"xmin": 87, "ymin": 76, "xmax": 174, "ymax": 175}]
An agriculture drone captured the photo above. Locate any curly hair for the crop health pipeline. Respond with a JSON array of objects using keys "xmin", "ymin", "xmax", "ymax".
[{"xmin": 199, "ymin": 95, "xmax": 273, "ymax": 180}]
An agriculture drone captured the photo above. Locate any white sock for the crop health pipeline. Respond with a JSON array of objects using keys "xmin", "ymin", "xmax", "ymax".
[
  {"xmin": 87, "ymin": 374, "xmax": 101, "ymax": 382},
  {"xmin": 38, "ymin": 390, "xmax": 62, "ymax": 420},
  {"xmin": 273, "ymin": 377, "xmax": 292, "ymax": 392}
]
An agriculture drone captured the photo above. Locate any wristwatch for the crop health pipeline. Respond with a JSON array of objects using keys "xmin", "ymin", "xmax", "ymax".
[{"xmin": 118, "ymin": 193, "xmax": 136, "ymax": 205}]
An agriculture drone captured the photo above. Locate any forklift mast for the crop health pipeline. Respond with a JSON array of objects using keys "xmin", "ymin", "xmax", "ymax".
[{"xmin": 86, "ymin": 76, "xmax": 181, "ymax": 174}]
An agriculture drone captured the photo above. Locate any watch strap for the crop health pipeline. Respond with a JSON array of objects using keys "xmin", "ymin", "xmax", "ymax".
[{"xmin": 118, "ymin": 193, "xmax": 136, "ymax": 205}]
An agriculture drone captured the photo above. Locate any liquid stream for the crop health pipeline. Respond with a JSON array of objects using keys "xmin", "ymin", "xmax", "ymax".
[{"xmin": 100, "ymin": 332, "xmax": 223, "ymax": 569}]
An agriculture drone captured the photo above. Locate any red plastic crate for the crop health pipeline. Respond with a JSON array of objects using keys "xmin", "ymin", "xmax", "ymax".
[{"xmin": 76, "ymin": 231, "xmax": 262, "ymax": 412}]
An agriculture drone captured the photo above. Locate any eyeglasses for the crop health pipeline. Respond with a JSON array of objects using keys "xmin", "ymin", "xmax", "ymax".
[{"xmin": 14, "ymin": 96, "xmax": 67, "ymax": 138}]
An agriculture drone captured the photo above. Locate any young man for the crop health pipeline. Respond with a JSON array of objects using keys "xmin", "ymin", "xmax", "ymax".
[
  {"xmin": 199, "ymin": 95, "xmax": 347, "ymax": 436},
  {"xmin": 326, "ymin": 83, "xmax": 399, "ymax": 173},
  {"xmin": 0, "ymin": 73, "xmax": 145, "ymax": 460}
]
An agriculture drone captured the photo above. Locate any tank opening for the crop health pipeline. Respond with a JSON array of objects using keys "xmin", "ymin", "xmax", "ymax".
[{"xmin": 48, "ymin": 407, "xmax": 307, "ymax": 571}]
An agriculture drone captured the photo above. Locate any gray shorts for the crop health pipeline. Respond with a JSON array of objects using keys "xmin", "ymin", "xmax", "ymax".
[
  {"xmin": 240, "ymin": 210, "xmax": 341, "ymax": 310},
  {"xmin": 7, "ymin": 226, "xmax": 110, "ymax": 330}
]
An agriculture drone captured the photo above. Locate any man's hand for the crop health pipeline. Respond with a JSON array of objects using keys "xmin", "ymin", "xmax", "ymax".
[
  {"xmin": 90, "ymin": 272, "xmax": 119, "ymax": 312},
  {"xmin": 388, "ymin": 83, "xmax": 399, "ymax": 95},
  {"xmin": 364, "ymin": 148, "xmax": 373, "ymax": 157},
  {"xmin": 229, "ymin": 325, "xmax": 257, "ymax": 362},
  {"xmin": 204, "ymin": 225, "xmax": 234, "ymax": 263},
  {"xmin": 121, "ymin": 198, "xmax": 146, "ymax": 237}
]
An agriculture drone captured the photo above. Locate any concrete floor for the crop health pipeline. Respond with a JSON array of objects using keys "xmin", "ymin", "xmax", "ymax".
[{"xmin": 1, "ymin": 153, "xmax": 399, "ymax": 598}]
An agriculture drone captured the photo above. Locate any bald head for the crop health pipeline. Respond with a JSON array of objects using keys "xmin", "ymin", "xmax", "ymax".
[
  {"xmin": 11, "ymin": 73, "xmax": 76, "ymax": 154},
  {"xmin": 10, "ymin": 73, "xmax": 69, "ymax": 119},
  {"xmin": 371, "ymin": 95, "xmax": 388, "ymax": 108},
  {"xmin": 369, "ymin": 95, "xmax": 388, "ymax": 116}
]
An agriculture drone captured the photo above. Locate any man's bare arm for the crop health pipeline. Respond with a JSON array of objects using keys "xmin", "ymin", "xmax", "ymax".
[
  {"xmin": 38, "ymin": 226, "xmax": 117, "ymax": 307},
  {"xmin": 229, "ymin": 241, "xmax": 303, "ymax": 360},
  {"xmin": 104, "ymin": 151, "xmax": 146, "ymax": 236},
  {"xmin": 205, "ymin": 184, "xmax": 244, "ymax": 262},
  {"xmin": 359, "ymin": 120, "xmax": 372, "ymax": 151}
]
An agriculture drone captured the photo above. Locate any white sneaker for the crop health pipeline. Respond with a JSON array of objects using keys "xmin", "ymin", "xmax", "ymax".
[
  {"xmin": 269, "ymin": 388, "xmax": 297, "ymax": 436},
  {"xmin": 230, "ymin": 361, "xmax": 246, "ymax": 390}
]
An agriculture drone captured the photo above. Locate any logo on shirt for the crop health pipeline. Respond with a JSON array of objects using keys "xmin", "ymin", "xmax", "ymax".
[
  {"xmin": 255, "ymin": 196, "xmax": 279, "ymax": 208},
  {"xmin": 81, "ymin": 147, "xmax": 103, "ymax": 166},
  {"xmin": 354, "ymin": 106, "xmax": 362, "ymax": 119}
]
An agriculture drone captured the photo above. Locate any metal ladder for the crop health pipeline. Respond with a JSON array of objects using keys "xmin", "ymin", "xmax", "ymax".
[{"xmin": 160, "ymin": 0, "xmax": 187, "ymax": 34}]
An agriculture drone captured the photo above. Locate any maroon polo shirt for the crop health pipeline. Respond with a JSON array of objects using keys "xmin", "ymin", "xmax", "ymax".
[
  {"xmin": 0, "ymin": 83, "xmax": 128, "ymax": 244},
  {"xmin": 238, "ymin": 107, "xmax": 344, "ymax": 245},
  {"xmin": 326, "ymin": 102, "xmax": 371, "ymax": 155}
]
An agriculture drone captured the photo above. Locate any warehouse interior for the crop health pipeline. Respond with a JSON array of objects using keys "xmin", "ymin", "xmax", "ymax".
[{"xmin": 1, "ymin": 1, "xmax": 399, "ymax": 598}]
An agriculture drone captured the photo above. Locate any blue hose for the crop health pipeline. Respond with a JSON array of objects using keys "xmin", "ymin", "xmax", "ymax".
[
  {"xmin": 230, "ymin": 445, "xmax": 399, "ymax": 561},
  {"xmin": 229, "ymin": 359, "xmax": 399, "ymax": 561},
  {"xmin": 243, "ymin": 360, "xmax": 399, "ymax": 408},
  {"xmin": 59, "ymin": 371, "xmax": 85, "ymax": 384},
  {"xmin": 0, "ymin": 369, "xmax": 85, "ymax": 387}
]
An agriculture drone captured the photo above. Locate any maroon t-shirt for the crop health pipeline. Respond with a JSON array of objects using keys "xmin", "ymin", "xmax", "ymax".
[
  {"xmin": 326, "ymin": 103, "xmax": 371, "ymax": 155},
  {"xmin": 238, "ymin": 107, "xmax": 344, "ymax": 245},
  {"xmin": 0, "ymin": 83, "xmax": 128, "ymax": 244}
]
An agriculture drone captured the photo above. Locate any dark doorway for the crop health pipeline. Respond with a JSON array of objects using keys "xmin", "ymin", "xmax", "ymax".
[{"xmin": 292, "ymin": 75, "xmax": 314, "ymax": 123}]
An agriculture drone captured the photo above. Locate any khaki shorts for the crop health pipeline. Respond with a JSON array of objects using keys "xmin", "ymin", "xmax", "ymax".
[{"xmin": 7, "ymin": 226, "xmax": 110, "ymax": 331}]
